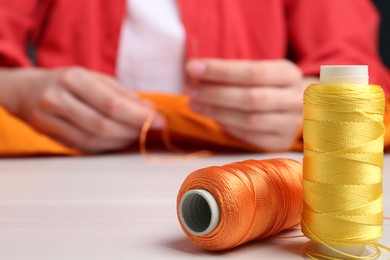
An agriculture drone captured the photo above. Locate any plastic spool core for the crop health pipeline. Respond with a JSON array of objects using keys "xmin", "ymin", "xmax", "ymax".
[
  {"xmin": 316, "ymin": 65, "xmax": 368, "ymax": 259},
  {"xmin": 316, "ymin": 244, "xmax": 366, "ymax": 259},
  {"xmin": 179, "ymin": 189, "xmax": 220, "ymax": 236},
  {"xmin": 320, "ymin": 65, "xmax": 368, "ymax": 85}
]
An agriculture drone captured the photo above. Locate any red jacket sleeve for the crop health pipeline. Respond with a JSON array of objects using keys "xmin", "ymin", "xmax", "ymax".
[
  {"xmin": 285, "ymin": 0, "xmax": 390, "ymax": 94},
  {"xmin": 0, "ymin": 0, "xmax": 38, "ymax": 67}
]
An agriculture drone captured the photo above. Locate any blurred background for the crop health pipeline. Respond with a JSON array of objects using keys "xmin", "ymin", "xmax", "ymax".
[
  {"xmin": 27, "ymin": 1, "xmax": 390, "ymax": 69},
  {"xmin": 373, "ymin": 0, "xmax": 390, "ymax": 68}
]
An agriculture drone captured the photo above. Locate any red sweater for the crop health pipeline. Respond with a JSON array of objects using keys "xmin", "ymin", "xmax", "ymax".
[{"xmin": 0, "ymin": 0, "xmax": 389, "ymax": 93}]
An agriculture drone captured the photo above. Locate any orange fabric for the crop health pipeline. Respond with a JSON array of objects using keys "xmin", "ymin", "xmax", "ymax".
[
  {"xmin": 140, "ymin": 94, "xmax": 262, "ymax": 152},
  {"xmin": 0, "ymin": 108, "xmax": 78, "ymax": 156},
  {"xmin": 0, "ymin": 94, "xmax": 389, "ymax": 156}
]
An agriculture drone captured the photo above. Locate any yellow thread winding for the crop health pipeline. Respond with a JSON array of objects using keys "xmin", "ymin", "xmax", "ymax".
[{"xmin": 302, "ymin": 83, "xmax": 385, "ymax": 259}]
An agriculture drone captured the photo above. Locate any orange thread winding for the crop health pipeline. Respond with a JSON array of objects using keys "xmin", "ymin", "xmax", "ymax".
[{"xmin": 176, "ymin": 158, "xmax": 303, "ymax": 251}]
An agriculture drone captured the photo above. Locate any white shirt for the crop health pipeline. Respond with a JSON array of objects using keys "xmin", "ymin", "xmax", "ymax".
[{"xmin": 116, "ymin": 0, "xmax": 185, "ymax": 93}]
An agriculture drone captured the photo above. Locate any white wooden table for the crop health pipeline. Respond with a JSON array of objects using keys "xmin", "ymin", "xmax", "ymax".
[{"xmin": 0, "ymin": 153, "xmax": 389, "ymax": 259}]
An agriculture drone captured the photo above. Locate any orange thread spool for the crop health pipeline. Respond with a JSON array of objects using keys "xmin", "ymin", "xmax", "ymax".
[{"xmin": 177, "ymin": 158, "xmax": 303, "ymax": 251}]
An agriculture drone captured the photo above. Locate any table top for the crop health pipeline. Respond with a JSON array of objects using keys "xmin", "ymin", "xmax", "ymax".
[{"xmin": 0, "ymin": 153, "xmax": 389, "ymax": 260}]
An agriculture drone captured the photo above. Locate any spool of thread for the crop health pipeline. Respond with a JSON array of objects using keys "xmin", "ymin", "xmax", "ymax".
[
  {"xmin": 302, "ymin": 65, "xmax": 385, "ymax": 259},
  {"xmin": 177, "ymin": 158, "xmax": 302, "ymax": 251}
]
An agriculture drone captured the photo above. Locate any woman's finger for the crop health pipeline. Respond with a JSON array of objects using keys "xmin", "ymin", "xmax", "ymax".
[
  {"xmin": 30, "ymin": 110, "xmax": 135, "ymax": 152},
  {"xmin": 59, "ymin": 68, "xmax": 163, "ymax": 129},
  {"xmin": 186, "ymin": 59, "xmax": 302, "ymax": 86},
  {"xmin": 189, "ymin": 84, "xmax": 302, "ymax": 112},
  {"xmin": 226, "ymin": 128, "xmax": 294, "ymax": 151},
  {"xmin": 191, "ymin": 104, "xmax": 301, "ymax": 134},
  {"xmin": 38, "ymin": 86, "xmax": 140, "ymax": 139}
]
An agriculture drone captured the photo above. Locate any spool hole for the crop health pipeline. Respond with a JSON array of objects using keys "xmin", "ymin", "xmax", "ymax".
[{"xmin": 179, "ymin": 189, "xmax": 220, "ymax": 236}]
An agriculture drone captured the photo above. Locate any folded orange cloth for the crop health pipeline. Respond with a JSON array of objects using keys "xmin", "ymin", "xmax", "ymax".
[
  {"xmin": 0, "ymin": 108, "xmax": 78, "ymax": 156},
  {"xmin": 0, "ymin": 93, "xmax": 388, "ymax": 156}
]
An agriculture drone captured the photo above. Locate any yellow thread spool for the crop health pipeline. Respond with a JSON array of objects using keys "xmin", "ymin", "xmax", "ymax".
[{"xmin": 302, "ymin": 66, "xmax": 385, "ymax": 259}]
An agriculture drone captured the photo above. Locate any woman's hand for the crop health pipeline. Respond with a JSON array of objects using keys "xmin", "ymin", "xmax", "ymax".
[
  {"xmin": 0, "ymin": 67, "xmax": 164, "ymax": 152},
  {"xmin": 186, "ymin": 59, "xmax": 317, "ymax": 151}
]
